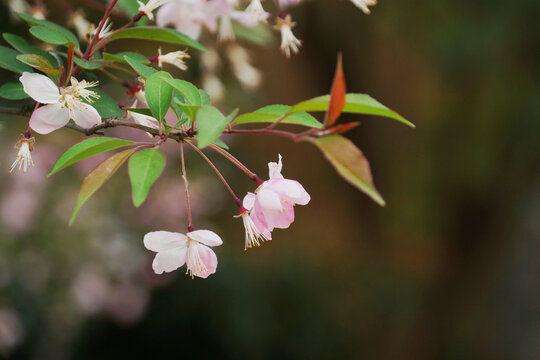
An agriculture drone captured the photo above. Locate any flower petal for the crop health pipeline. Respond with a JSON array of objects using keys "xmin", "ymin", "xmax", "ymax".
[
  {"xmin": 29, "ymin": 103, "xmax": 70, "ymax": 134},
  {"xmin": 257, "ymin": 188, "xmax": 283, "ymax": 211},
  {"xmin": 268, "ymin": 154, "xmax": 283, "ymax": 179},
  {"xmin": 152, "ymin": 246, "xmax": 187, "ymax": 274},
  {"xmin": 242, "ymin": 192, "xmax": 257, "ymax": 211},
  {"xmin": 187, "ymin": 229, "xmax": 223, "ymax": 247},
  {"xmin": 69, "ymin": 100, "xmax": 102, "ymax": 128},
  {"xmin": 267, "ymin": 179, "xmax": 311, "ymax": 205},
  {"xmin": 187, "ymin": 243, "xmax": 218, "ymax": 278},
  {"xmin": 19, "ymin": 72, "xmax": 61, "ymax": 104},
  {"xmin": 144, "ymin": 231, "xmax": 187, "ymax": 252}
]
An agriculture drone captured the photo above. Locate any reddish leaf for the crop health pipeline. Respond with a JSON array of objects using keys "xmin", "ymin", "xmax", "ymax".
[
  {"xmin": 325, "ymin": 53, "xmax": 347, "ymax": 127},
  {"xmin": 316, "ymin": 121, "xmax": 360, "ymax": 136},
  {"xmin": 311, "ymin": 135, "xmax": 385, "ymax": 206},
  {"xmin": 69, "ymin": 148, "xmax": 136, "ymax": 225}
]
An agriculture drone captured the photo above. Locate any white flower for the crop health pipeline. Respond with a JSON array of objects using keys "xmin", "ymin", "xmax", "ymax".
[
  {"xmin": 138, "ymin": 0, "xmax": 172, "ymax": 21},
  {"xmin": 238, "ymin": 211, "xmax": 271, "ymax": 250},
  {"xmin": 245, "ymin": 0, "xmax": 269, "ymax": 23},
  {"xmin": 68, "ymin": 10, "xmax": 92, "ymax": 40},
  {"xmin": 126, "ymin": 100, "xmax": 160, "ymax": 136},
  {"xmin": 157, "ymin": 48, "xmax": 190, "ymax": 71},
  {"xmin": 218, "ymin": 16, "xmax": 235, "ymax": 42},
  {"xmin": 91, "ymin": 18, "xmax": 114, "ymax": 40},
  {"xmin": 350, "ymin": 0, "xmax": 377, "ymax": 14},
  {"xmin": 274, "ymin": 15, "xmax": 302, "ymax": 58},
  {"xmin": 227, "ymin": 44, "xmax": 262, "ymax": 89},
  {"xmin": 10, "ymin": 135, "xmax": 35, "ymax": 174},
  {"xmin": 144, "ymin": 229, "xmax": 223, "ymax": 278},
  {"xmin": 20, "ymin": 72, "xmax": 102, "ymax": 135}
]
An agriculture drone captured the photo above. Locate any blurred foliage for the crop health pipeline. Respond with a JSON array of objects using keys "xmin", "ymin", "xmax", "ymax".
[{"xmin": 0, "ymin": 0, "xmax": 539, "ymax": 359}]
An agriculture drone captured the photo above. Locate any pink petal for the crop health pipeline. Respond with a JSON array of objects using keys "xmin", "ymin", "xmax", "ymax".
[
  {"xmin": 29, "ymin": 103, "xmax": 70, "ymax": 134},
  {"xmin": 187, "ymin": 229, "xmax": 223, "ymax": 247},
  {"xmin": 257, "ymin": 188, "xmax": 283, "ymax": 211},
  {"xmin": 242, "ymin": 192, "xmax": 257, "ymax": 211},
  {"xmin": 267, "ymin": 179, "xmax": 311, "ymax": 205},
  {"xmin": 152, "ymin": 246, "xmax": 187, "ymax": 274},
  {"xmin": 19, "ymin": 72, "xmax": 61, "ymax": 104},
  {"xmin": 144, "ymin": 231, "xmax": 187, "ymax": 252},
  {"xmin": 187, "ymin": 243, "xmax": 218, "ymax": 279},
  {"xmin": 265, "ymin": 202, "xmax": 295, "ymax": 230},
  {"xmin": 156, "ymin": 2, "xmax": 177, "ymax": 27},
  {"xmin": 69, "ymin": 102, "xmax": 102, "ymax": 128}
]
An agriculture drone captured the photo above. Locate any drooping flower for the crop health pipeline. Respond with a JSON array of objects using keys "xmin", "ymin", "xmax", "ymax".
[
  {"xmin": 157, "ymin": 0, "xmax": 216, "ymax": 40},
  {"xmin": 157, "ymin": 48, "xmax": 190, "ymax": 71},
  {"xmin": 350, "ymin": 0, "xmax": 377, "ymax": 14},
  {"xmin": 68, "ymin": 10, "xmax": 92, "ymax": 40},
  {"xmin": 144, "ymin": 229, "xmax": 223, "ymax": 278},
  {"xmin": 20, "ymin": 72, "xmax": 102, "ymax": 134},
  {"xmin": 90, "ymin": 18, "xmax": 114, "ymax": 40},
  {"xmin": 138, "ymin": 0, "xmax": 173, "ymax": 21},
  {"xmin": 237, "ymin": 202, "xmax": 272, "ymax": 250},
  {"xmin": 10, "ymin": 135, "xmax": 35, "ymax": 174},
  {"xmin": 245, "ymin": 155, "xmax": 310, "ymax": 231},
  {"xmin": 274, "ymin": 15, "xmax": 302, "ymax": 58}
]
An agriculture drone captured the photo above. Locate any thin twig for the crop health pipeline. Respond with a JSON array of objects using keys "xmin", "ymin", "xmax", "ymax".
[
  {"xmin": 180, "ymin": 142, "xmax": 194, "ymax": 232},
  {"xmin": 208, "ymin": 144, "xmax": 263, "ymax": 185}
]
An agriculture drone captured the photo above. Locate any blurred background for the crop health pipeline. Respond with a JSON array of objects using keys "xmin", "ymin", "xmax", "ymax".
[{"xmin": 0, "ymin": 0, "xmax": 539, "ymax": 359}]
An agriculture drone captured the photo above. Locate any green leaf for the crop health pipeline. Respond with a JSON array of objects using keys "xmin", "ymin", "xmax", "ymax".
[
  {"xmin": 0, "ymin": 82, "xmax": 29, "ymax": 100},
  {"xmin": 124, "ymin": 56, "xmax": 157, "ymax": 79},
  {"xmin": 213, "ymin": 139, "xmax": 229, "ymax": 150},
  {"xmin": 199, "ymin": 89, "xmax": 211, "ymax": 105},
  {"xmin": 3, "ymin": 33, "xmax": 58, "ymax": 66},
  {"xmin": 157, "ymin": 76, "xmax": 201, "ymax": 105},
  {"xmin": 0, "ymin": 46, "xmax": 34, "ymax": 73},
  {"xmin": 16, "ymin": 12, "xmax": 79, "ymax": 50},
  {"xmin": 109, "ymin": 26, "xmax": 208, "ymax": 52},
  {"xmin": 73, "ymin": 56, "xmax": 103, "ymax": 70},
  {"xmin": 70, "ymin": 148, "xmax": 136, "ymax": 225},
  {"xmin": 124, "ymin": 108, "xmax": 154, "ymax": 117},
  {"xmin": 232, "ymin": 23, "xmax": 274, "ymax": 45},
  {"xmin": 29, "ymin": 26, "xmax": 73, "ymax": 46},
  {"xmin": 104, "ymin": 52, "xmax": 150, "ymax": 65},
  {"xmin": 48, "ymin": 137, "xmax": 135, "ymax": 176},
  {"xmin": 311, "ymin": 135, "xmax": 385, "ymax": 206},
  {"xmin": 16, "ymin": 54, "xmax": 62, "ymax": 76},
  {"xmin": 234, "ymin": 105, "xmax": 323, "ymax": 128},
  {"xmin": 196, "ymin": 106, "xmax": 236, "ymax": 148},
  {"xmin": 145, "ymin": 71, "xmax": 173, "ymax": 122},
  {"xmin": 172, "ymin": 98, "xmax": 200, "ymax": 119},
  {"xmin": 128, "ymin": 149, "xmax": 166, "ymax": 207},
  {"xmin": 288, "ymin": 93, "xmax": 415, "ymax": 128},
  {"xmin": 85, "ymin": 89, "xmax": 123, "ymax": 119}
]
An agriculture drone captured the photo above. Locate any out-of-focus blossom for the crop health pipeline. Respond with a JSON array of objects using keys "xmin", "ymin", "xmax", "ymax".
[
  {"xmin": 279, "ymin": 0, "xmax": 302, "ymax": 8},
  {"xmin": 157, "ymin": 0, "xmax": 215, "ymax": 40},
  {"xmin": 157, "ymin": 47, "xmax": 190, "ymax": 71},
  {"xmin": 20, "ymin": 72, "xmax": 102, "ymax": 134},
  {"xmin": 29, "ymin": 4, "xmax": 46, "ymax": 19},
  {"xmin": 350, "ymin": 0, "xmax": 377, "ymax": 14},
  {"xmin": 8, "ymin": 0, "xmax": 30, "ymax": 18},
  {"xmin": 244, "ymin": 155, "xmax": 310, "ymax": 232},
  {"xmin": 211, "ymin": 0, "xmax": 262, "ymax": 41},
  {"xmin": 71, "ymin": 271, "xmax": 110, "ymax": 315},
  {"xmin": 68, "ymin": 10, "xmax": 92, "ymax": 40},
  {"xmin": 274, "ymin": 15, "xmax": 302, "ymax": 58},
  {"xmin": 144, "ymin": 229, "xmax": 222, "ymax": 278},
  {"xmin": 138, "ymin": 0, "xmax": 172, "ymax": 21},
  {"xmin": 0, "ymin": 309, "xmax": 24, "ymax": 356},
  {"xmin": 202, "ymin": 74, "xmax": 225, "ymax": 102},
  {"xmin": 227, "ymin": 44, "xmax": 262, "ymax": 89},
  {"xmin": 10, "ymin": 135, "xmax": 34, "ymax": 174},
  {"xmin": 245, "ymin": 0, "xmax": 269, "ymax": 23},
  {"xmin": 104, "ymin": 282, "xmax": 149, "ymax": 325}
]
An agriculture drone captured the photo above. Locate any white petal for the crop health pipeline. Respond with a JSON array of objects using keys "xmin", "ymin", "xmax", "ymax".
[
  {"xmin": 257, "ymin": 188, "xmax": 283, "ymax": 211},
  {"xmin": 69, "ymin": 101, "xmax": 102, "ymax": 128},
  {"xmin": 152, "ymin": 247, "xmax": 187, "ymax": 274},
  {"xmin": 144, "ymin": 231, "xmax": 187, "ymax": 252},
  {"xmin": 268, "ymin": 154, "xmax": 283, "ymax": 179},
  {"xmin": 29, "ymin": 103, "xmax": 70, "ymax": 134},
  {"xmin": 19, "ymin": 72, "xmax": 61, "ymax": 104},
  {"xmin": 242, "ymin": 192, "xmax": 256, "ymax": 211},
  {"xmin": 187, "ymin": 229, "xmax": 223, "ymax": 247}
]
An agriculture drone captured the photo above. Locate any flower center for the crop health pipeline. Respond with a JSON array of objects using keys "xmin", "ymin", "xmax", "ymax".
[{"xmin": 186, "ymin": 239, "xmax": 208, "ymax": 278}]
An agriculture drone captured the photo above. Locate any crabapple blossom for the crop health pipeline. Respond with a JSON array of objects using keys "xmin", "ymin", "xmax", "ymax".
[
  {"xmin": 10, "ymin": 135, "xmax": 35, "ymax": 173},
  {"xmin": 240, "ymin": 155, "xmax": 310, "ymax": 248},
  {"xmin": 156, "ymin": 0, "xmax": 216, "ymax": 40},
  {"xmin": 137, "ymin": 0, "xmax": 173, "ymax": 21},
  {"xmin": 68, "ymin": 10, "xmax": 92, "ymax": 40},
  {"xmin": 126, "ymin": 100, "xmax": 160, "ymax": 134},
  {"xmin": 91, "ymin": 18, "xmax": 114, "ymax": 40},
  {"xmin": 275, "ymin": 15, "xmax": 302, "ymax": 58},
  {"xmin": 350, "ymin": 0, "xmax": 377, "ymax": 14},
  {"xmin": 144, "ymin": 229, "xmax": 222, "ymax": 278},
  {"xmin": 20, "ymin": 72, "xmax": 102, "ymax": 135},
  {"xmin": 157, "ymin": 48, "xmax": 190, "ymax": 71},
  {"xmin": 245, "ymin": 0, "xmax": 269, "ymax": 22}
]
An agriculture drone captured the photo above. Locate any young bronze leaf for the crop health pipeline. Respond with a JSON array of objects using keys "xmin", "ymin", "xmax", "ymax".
[
  {"xmin": 69, "ymin": 148, "xmax": 136, "ymax": 225},
  {"xmin": 325, "ymin": 53, "xmax": 346, "ymax": 127},
  {"xmin": 311, "ymin": 135, "xmax": 385, "ymax": 206}
]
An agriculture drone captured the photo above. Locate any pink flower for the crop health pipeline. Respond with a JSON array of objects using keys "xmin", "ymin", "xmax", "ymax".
[
  {"xmin": 143, "ymin": 229, "xmax": 222, "ymax": 278},
  {"xmin": 20, "ymin": 72, "xmax": 102, "ymax": 134},
  {"xmin": 240, "ymin": 155, "xmax": 310, "ymax": 247},
  {"xmin": 157, "ymin": 0, "xmax": 217, "ymax": 40}
]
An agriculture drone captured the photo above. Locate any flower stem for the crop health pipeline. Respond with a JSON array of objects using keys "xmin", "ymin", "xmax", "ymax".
[
  {"xmin": 208, "ymin": 144, "xmax": 263, "ymax": 185},
  {"xmin": 185, "ymin": 141, "xmax": 242, "ymax": 207},
  {"xmin": 180, "ymin": 142, "xmax": 194, "ymax": 232}
]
